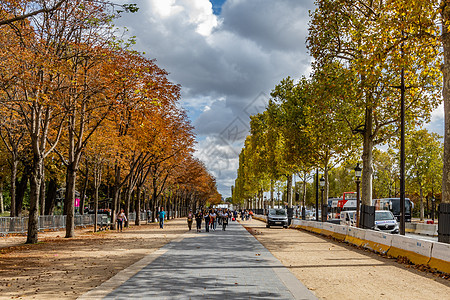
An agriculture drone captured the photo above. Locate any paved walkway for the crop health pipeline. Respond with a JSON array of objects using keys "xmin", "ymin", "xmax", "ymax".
[{"xmin": 79, "ymin": 221, "xmax": 317, "ymax": 300}]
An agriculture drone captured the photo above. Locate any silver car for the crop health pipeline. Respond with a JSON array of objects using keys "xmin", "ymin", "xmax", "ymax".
[{"xmin": 266, "ymin": 208, "xmax": 288, "ymax": 228}]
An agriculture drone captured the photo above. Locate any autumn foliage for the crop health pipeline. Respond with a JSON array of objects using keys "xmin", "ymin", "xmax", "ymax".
[{"xmin": 0, "ymin": 0, "xmax": 220, "ymax": 243}]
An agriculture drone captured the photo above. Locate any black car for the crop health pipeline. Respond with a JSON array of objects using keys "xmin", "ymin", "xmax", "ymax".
[{"xmin": 266, "ymin": 208, "xmax": 288, "ymax": 228}]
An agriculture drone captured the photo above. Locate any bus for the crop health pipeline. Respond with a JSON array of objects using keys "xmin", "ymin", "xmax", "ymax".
[
  {"xmin": 328, "ymin": 192, "xmax": 357, "ymax": 219},
  {"xmin": 372, "ymin": 198, "xmax": 413, "ymax": 222}
]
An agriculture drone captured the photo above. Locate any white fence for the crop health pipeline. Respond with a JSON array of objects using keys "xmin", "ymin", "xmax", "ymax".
[{"xmin": 0, "ymin": 214, "xmax": 109, "ymax": 235}]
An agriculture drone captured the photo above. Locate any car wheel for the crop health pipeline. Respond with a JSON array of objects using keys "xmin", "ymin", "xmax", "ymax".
[
  {"xmin": 283, "ymin": 226, "xmax": 288, "ymax": 229},
  {"xmin": 266, "ymin": 224, "xmax": 270, "ymax": 228}
]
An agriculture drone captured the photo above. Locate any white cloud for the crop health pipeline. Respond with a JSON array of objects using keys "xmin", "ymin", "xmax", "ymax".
[{"xmin": 431, "ymin": 102, "xmax": 444, "ymax": 120}]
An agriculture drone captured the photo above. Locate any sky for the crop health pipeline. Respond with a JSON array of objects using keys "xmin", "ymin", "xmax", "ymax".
[{"xmin": 114, "ymin": 0, "xmax": 444, "ymax": 198}]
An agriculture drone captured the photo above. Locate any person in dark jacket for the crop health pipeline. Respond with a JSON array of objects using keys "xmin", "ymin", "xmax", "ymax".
[
  {"xmin": 195, "ymin": 210, "xmax": 203, "ymax": 232},
  {"xmin": 204, "ymin": 209, "xmax": 210, "ymax": 232}
]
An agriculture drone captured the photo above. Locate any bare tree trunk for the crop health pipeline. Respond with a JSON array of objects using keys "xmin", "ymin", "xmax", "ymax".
[
  {"xmin": 15, "ymin": 172, "xmax": 29, "ymax": 217},
  {"xmin": 441, "ymin": 1, "xmax": 450, "ymax": 243},
  {"xmin": 287, "ymin": 174, "xmax": 292, "ymax": 208},
  {"xmin": 0, "ymin": 177, "xmax": 4, "ymax": 214},
  {"xmin": 9, "ymin": 159, "xmax": 18, "ymax": 217},
  {"xmin": 65, "ymin": 164, "xmax": 77, "ymax": 238},
  {"xmin": 39, "ymin": 165, "xmax": 45, "ymax": 215},
  {"xmin": 45, "ymin": 177, "xmax": 57, "ymax": 215},
  {"xmin": 80, "ymin": 160, "xmax": 89, "ymax": 215},
  {"xmin": 361, "ymin": 107, "xmax": 374, "ymax": 206},
  {"xmin": 270, "ymin": 179, "xmax": 274, "ymax": 208},
  {"xmin": 124, "ymin": 185, "xmax": 135, "ymax": 227},
  {"xmin": 302, "ymin": 173, "xmax": 307, "ymax": 208},
  {"xmin": 93, "ymin": 161, "xmax": 102, "ymax": 232},
  {"xmin": 111, "ymin": 164, "xmax": 121, "ymax": 230},
  {"xmin": 26, "ymin": 154, "xmax": 42, "ymax": 244},
  {"xmin": 135, "ymin": 186, "xmax": 141, "ymax": 225},
  {"xmin": 420, "ymin": 184, "xmax": 424, "ymax": 221}
]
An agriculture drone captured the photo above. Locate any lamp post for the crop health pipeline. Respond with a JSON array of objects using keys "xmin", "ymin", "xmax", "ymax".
[
  {"xmin": 354, "ymin": 163, "xmax": 362, "ymax": 228},
  {"xmin": 320, "ymin": 175, "xmax": 325, "ymax": 222}
]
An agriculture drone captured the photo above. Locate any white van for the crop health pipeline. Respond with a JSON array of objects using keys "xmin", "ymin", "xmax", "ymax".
[
  {"xmin": 374, "ymin": 210, "xmax": 399, "ymax": 234},
  {"xmin": 340, "ymin": 210, "xmax": 356, "ymax": 226}
]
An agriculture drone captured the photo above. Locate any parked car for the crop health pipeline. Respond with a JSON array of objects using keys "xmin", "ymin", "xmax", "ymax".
[
  {"xmin": 373, "ymin": 210, "xmax": 399, "ymax": 234},
  {"xmin": 266, "ymin": 208, "xmax": 288, "ymax": 228}
]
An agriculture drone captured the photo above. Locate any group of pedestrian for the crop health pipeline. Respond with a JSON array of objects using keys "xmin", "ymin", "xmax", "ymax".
[
  {"xmin": 240, "ymin": 209, "xmax": 253, "ymax": 221},
  {"xmin": 188, "ymin": 208, "xmax": 234, "ymax": 232}
]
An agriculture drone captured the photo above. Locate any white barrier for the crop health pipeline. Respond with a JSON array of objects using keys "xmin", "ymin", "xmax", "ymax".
[
  {"xmin": 347, "ymin": 227, "xmax": 366, "ymax": 240},
  {"xmin": 431, "ymin": 241, "xmax": 450, "ymax": 261},
  {"xmin": 333, "ymin": 224, "xmax": 349, "ymax": 236},
  {"xmin": 291, "ymin": 219, "xmax": 301, "ymax": 226},
  {"xmin": 322, "ymin": 222, "xmax": 335, "ymax": 235},
  {"xmin": 283, "ymin": 219, "xmax": 449, "ymax": 274},
  {"xmin": 388, "ymin": 234, "xmax": 432, "ymax": 265},
  {"xmin": 428, "ymin": 242, "xmax": 450, "ymax": 273},
  {"xmin": 415, "ymin": 223, "xmax": 438, "ymax": 236},
  {"xmin": 363, "ymin": 230, "xmax": 393, "ymax": 254}
]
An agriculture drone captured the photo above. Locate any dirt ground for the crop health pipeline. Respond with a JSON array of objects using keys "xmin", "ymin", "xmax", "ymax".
[
  {"xmin": 240, "ymin": 218, "xmax": 450, "ymax": 300},
  {"xmin": 0, "ymin": 219, "xmax": 188, "ymax": 299}
]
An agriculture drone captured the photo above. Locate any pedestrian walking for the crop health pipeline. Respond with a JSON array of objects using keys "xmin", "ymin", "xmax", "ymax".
[
  {"xmin": 204, "ymin": 210, "xmax": 210, "ymax": 232},
  {"xmin": 210, "ymin": 210, "xmax": 217, "ymax": 231},
  {"xmin": 187, "ymin": 209, "xmax": 194, "ymax": 231},
  {"xmin": 222, "ymin": 210, "xmax": 228, "ymax": 231},
  {"xmin": 195, "ymin": 210, "xmax": 203, "ymax": 232},
  {"xmin": 116, "ymin": 209, "xmax": 127, "ymax": 232},
  {"xmin": 218, "ymin": 209, "xmax": 223, "ymax": 225},
  {"xmin": 158, "ymin": 207, "xmax": 166, "ymax": 229}
]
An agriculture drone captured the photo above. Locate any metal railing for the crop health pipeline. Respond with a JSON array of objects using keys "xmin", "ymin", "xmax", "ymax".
[
  {"xmin": 128, "ymin": 212, "xmax": 148, "ymax": 223},
  {"xmin": 0, "ymin": 214, "xmax": 109, "ymax": 235}
]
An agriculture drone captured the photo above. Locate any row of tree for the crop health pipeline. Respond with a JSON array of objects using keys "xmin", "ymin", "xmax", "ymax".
[
  {"xmin": 233, "ymin": 1, "xmax": 447, "ymax": 227},
  {"xmin": 0, "ymin": 1, "xmax": 221, "ymax": 243}
]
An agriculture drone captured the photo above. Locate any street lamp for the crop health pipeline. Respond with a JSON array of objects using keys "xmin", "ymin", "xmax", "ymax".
[
  {"xmin": 320, "ymin": 175, "xmax": 325, "ymax": 222},
  {"xmin": 354, "ymin": 163, "xmax": 362, "ymax": 228}
]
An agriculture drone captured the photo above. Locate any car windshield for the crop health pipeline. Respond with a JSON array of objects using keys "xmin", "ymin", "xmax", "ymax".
[
  {"xmin": 269, "ymin": 209, "xmax": 286, "ymax": 216},
  {"xmin": 375, "ymin": 211, "xmax": 394, "ymax": 221}
]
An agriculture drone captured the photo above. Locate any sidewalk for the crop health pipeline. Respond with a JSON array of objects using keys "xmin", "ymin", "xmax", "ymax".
[{"xmin": 79, "ymin": 220, "xmax": 317, "ymax": 300}]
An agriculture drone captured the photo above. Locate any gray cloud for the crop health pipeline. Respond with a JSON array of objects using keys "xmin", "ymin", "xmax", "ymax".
[{"xmin": 114, "ymin": 0, "xmax": 316, "ymax": 197}]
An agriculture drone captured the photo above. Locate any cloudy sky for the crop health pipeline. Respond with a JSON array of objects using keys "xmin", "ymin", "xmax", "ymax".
[{"xmin": 115, "ymin": 0, "xmax": 444, "ymax": 198}]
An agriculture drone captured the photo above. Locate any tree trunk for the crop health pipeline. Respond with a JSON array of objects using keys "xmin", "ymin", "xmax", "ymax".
[
  {"xmin": 39, "ymin": 165, "xmax": 45, "ymax": 215},
  {"xmin": 26, "ymin": 155, "xmax": 42, "ymax": 244},
  {"xmin": 80, "ymin": 161, "xmax": 89, "ymax": 215},
  {"xmin": 15, "ymin": 172, "xmax": 29, "ymax": 217},
  {"xmin": 287, "ymin": 174, "xmax": 292, "ymax": 208},
  {"xmin": 302, "ymin": 173, "xmax": 307, "ymax": 208},
  {"xmin": 135, "ymin": 186, "xmax": 141, "ymax": 225},
  {"xmin": 64, "ymin": 164, "xmax": 77, "ymax": 238},
  {"xmin": 124, "ymin": 186, "xmax": 132, "ymax": 227},
  {"xmin": 442, "ymin": 1, "xmax": 450, "ymax": 205},
  {"xmin": 44, "ymin": 177, "xmax": 57, "ymax": 215},
  {"xmin": 0, "ymin": 177, "xmax": 4, "ymax": 214},
  {"xmin": 420, "ymin": 184, "xmax": 424, "ymax": 221},
  {"xmin": 361, "ymin": 106, "xmax": 374, "ymax": 206},
  {"xmin": 111, "ymin": 164, "xmax": 121, "ymax": 230},
  {"xmin": 9, "ymin": 159, "xmax": 18, "ymax": 217},
  {"xmin": 270, "ymin": 179, "xmax": 274, "ymax": 208}
]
